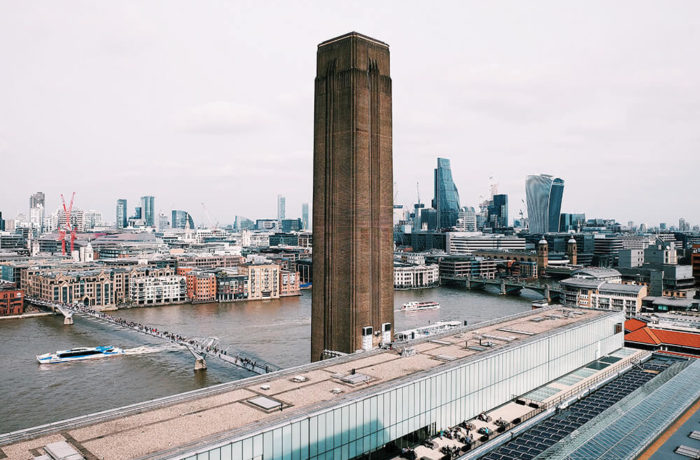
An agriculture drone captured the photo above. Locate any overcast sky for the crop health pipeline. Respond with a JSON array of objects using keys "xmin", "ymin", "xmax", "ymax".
[{"xmin": 1, "ymin": 1, "xmax": 698, "ymax": 228}]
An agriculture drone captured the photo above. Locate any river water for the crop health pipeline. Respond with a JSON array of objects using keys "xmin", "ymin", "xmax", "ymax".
[{"xmin": 0, "ymin": 287, "xmax": 537, "ymax": 434}]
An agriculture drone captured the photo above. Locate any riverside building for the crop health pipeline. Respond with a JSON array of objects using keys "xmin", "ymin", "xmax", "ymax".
[{"xmin": 393, "ymin": 263, "xmax": 439, "ymax": 289}]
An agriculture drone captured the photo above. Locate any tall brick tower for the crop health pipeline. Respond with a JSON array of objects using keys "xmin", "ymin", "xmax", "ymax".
[{"xmin": 311, "ymin": 32, "xmax": 394, "ymax": 361}]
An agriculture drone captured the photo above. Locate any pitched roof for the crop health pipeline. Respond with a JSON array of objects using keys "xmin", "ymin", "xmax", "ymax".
[
  {"xmin": 625, "ymin": 327, "xmax": 661, "ymax": 345},
  {"xmin": 651, "ymin": 329, "xmax": 700, "ymax": 350},
  {"xmin": 625, "ymin": 318, "xmax": 648, "ymax": 333},
  {"xmin": 625, "ymin": 326, "xmax": 700, "ymax": 350}
]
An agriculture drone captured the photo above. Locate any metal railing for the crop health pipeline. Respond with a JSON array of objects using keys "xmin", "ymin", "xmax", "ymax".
[{"xmin": 27, "ymin": 297, "xmax": 279, "ymax": 375}]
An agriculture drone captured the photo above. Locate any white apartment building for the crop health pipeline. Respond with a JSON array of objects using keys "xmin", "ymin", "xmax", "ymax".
[
  {"xmin": 394, "ymin": 263, "xmax": 440, "ymax": 289},
  {"xmin": 129, "ymin": 275, "xmax": 186, "ymax": 306}
]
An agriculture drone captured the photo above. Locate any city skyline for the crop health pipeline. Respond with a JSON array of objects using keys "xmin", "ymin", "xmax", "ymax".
[{"xmin": 1, "ymin": 2, "xmax": 699, "ymax": 225}]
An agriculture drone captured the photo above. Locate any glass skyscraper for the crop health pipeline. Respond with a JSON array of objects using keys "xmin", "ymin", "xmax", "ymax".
[
  {"xmin": 277, "ymin": 195, "xmax": 286, "ymax": 220},
  {"xmin": 116, "ymin": 199, "xmax": 127, "ymax": 229},
  {"xmin": 141, "ymin": 196, "xmax": 155, "ymax": 227},
  {"xmin": 488, "ymin": 193, "xmax": 508, "ymax": 228},
  {"xmin": 432, "ymin": 158, "xmax": 461, "ymax": 229},
  {"xmin": 171, "ymin": 210, "xmax": 195, "ymax": 229},
  {"xmin": 525, "ymin": 174, "xmax": 565, "ymax": 233},
  {"xmin": 301, "ymin": 203, "xmax": 309, "ymax": 230}
]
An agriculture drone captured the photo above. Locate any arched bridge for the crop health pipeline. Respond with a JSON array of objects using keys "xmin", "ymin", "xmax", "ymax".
[{"xmin": 441, "ymin": 276, "xmax": 563, "ymax": 302}]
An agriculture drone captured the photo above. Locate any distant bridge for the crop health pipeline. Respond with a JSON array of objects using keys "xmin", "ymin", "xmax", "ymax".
[
  {"xmin": 441, "ymin": 276, "xmax": 563, "ymax": 302},
  {"xmin": 28, "ymin": 298, "xmax": 279, "ymax": 375}
]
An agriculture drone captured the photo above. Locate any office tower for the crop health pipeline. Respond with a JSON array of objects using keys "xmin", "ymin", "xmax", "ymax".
[
  {"xmin": 0, "ymin": 211, "xmax": 4, "ymax": 231},
  {"xmin": 487, "ymin": 194, "xmax": 508, "ymax": 228},
  {"xmin": 29, "ymin": 192, "xmax": 45, "ymax": 232},
  {"xmin": 30, "ymin": 192, "xmax": 45, "ymax": 209},
  {"xmin": 301, "ymin": 203, "xmax": 309, "ymax": 230},
  {"xmin": 172, "ymin": 210, "xmax": 195, "ymax": 229},
  {"xmin": 84, "ymin": 210, "xmax": 102, "ymax": 230},
  {"xmin": 525, "ymin": 174, "xmax": 565, "ymax": 233},
  {"xmin": 134, "ymin": 206, "xmax": 142, "ymax": 220},
  {"xmin": 277, "ymin": 195, "xmax": 286, "ymax": 220},
  {"xmin": 457, "ymin": 207, "xmax": 477, "ymax": 232},
  {"xmin": 560, "ymin": 213, "xmax": 586, "ymax": 233},
  {"xmin": 116, "ymin": 199, "xmax": 128, "ymax": 229},
  {"xmin": 549, "ymin": 178, "xmax": 564, "ymax": 232},
  {"xmin": 311, "ymin": 32, "xmax": 394, "ymax": 361},
  {"xmin": 432, "ymin": 158, "xmax": 460, "ymax": 229},
  {"xmin": 141, "ymin": 196, "xmax": 155, "ymax": 227},
  {"xmin": 157, "ymin": 213, "xmax": 169, "ymax": 231}
]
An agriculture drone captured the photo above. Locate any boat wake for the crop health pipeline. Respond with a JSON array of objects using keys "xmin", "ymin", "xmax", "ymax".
[{"xmin": 124, "ymin": 344, "xmax": 184, "ymax": 355}]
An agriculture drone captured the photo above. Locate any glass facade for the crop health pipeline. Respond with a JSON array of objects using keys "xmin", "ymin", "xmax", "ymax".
[
  {"xmin": 181, "ymin": 312, "xmax": 624, "ymax": 460},
  {"xmin": 488, "ymin": 194, "xmax": 508, "ymax": 228},
  {"xmin": 172, "ymin": 210, "xmax": 195, "ymax": 229},
  {"xmin": 141, "ymin": 196, "xmax": 155, "ymax": 227},
  {"xmin": 432, "ymin": 158, "xmax": 460, "ymax": 230},
  {"xmin": 548, "ymin": 178, "xmax": 564, "ymax": 233},
  {"xmin": 525, "ymin": 175, "xmax": 564, "ymax": 234},
  {"xmin": 116, "ymin": 199, "xmax": 127, "ymax": 229},
  {"xmin": 302, "ymin": 203, "xmax": 309, "ymax": 231}
]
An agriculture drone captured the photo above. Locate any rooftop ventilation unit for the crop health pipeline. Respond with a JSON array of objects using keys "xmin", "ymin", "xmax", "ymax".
[
  {"xmin": 338, "ymin": 372, "xmax": 372, "ymax": 385},
  {"xmin": 247, "ymin": 396, "xmax": 284, "ymax": 412}
]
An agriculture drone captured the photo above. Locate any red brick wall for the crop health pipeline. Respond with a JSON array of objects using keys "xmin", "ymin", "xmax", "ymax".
[{"xmin": 0, "ymin": 289, "xmax": 25, "ymax": 316}]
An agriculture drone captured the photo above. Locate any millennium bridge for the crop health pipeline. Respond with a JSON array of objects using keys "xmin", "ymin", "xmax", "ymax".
[{"xmin": 27, "ymin": 297, "xmax": 279, "ymax": 375}]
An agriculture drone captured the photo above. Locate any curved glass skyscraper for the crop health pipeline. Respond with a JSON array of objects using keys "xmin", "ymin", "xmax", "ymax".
[
  {"xmin": 432, "ymin": 158, "xmax": 461, "ymax": 229},
  {"xmin": 526, "ymin": 174, "xmax": 565, "ymax": 233}
]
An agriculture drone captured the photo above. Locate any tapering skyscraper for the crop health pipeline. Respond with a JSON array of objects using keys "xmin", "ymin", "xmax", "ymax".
[
  {"xmin": 311, "ymin": 32, "xmax": 394, "ymax": 361},
  {"xmin": 432, "ymin": 158, "xmax": 460, "ymax": 229},
  {"xmin": 525, "ymin": 174, "xmax": 565, "ymax": 234}
]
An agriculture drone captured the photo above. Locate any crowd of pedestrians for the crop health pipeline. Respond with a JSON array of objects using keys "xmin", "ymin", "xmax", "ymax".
[{"xmin": 49, "ymin": 301, "xmax": 272, "ymax": 373}]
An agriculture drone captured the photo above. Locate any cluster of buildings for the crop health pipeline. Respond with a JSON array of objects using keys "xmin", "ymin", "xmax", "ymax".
[{"xmin": 0, "ymin": 239, "xmax": 305, "ymax": 314}]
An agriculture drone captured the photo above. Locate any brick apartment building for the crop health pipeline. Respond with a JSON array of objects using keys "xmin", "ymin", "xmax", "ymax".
[{"xmin": 0, "ymin": 282, "xmax": 24, "ymax": 316}]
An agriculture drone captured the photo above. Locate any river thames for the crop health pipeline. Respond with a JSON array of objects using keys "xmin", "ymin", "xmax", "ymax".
[{"xmin": 0, "ymin": 287, "xmax": 539, "ymax": 433}]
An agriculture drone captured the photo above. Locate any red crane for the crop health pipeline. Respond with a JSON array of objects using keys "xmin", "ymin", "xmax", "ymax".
[{"xmin": 58, "ymin": 192, "xmax": 76, "ymax": 255}]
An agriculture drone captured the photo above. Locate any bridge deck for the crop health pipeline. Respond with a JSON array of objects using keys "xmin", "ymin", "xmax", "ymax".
[
  {"xmin": 28, "ymin": 298, "xmax": 278, "ymax": 375},
  {"xmin": 0, "ymin": 307, "xmax": 607, "ymax": 460}
]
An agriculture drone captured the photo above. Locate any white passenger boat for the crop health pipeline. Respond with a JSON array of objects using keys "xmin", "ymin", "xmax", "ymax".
[
  {"xmin": 401, "ymin": 301, "xmax": 440, "ymax": 312},
  {"xmin": 36, "ymin": 346, "xmax": 125, "ymax": 364}
]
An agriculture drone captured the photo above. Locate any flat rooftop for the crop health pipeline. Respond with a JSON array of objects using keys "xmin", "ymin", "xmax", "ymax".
[{"xmin": 0, "ymin": 307, "xmax": 611, "ymax": 460}]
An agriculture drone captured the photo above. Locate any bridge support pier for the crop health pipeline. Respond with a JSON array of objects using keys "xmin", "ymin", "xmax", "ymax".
[
  {"xmin": 544, "ymin": 285, "xmax": 551, "ymax": 303},
  {"xmin": 64, "ymin": 316, "xmax": 73, "ymax": 325},
  {"xmin": 194, "ymin": 357, "xmax": 207, "ymax": 371},
  {"xmin": 500, "ymin": 280, "xmax": 507, "ymax": 295}
]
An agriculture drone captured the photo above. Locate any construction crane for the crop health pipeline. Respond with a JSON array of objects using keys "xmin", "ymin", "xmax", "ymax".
[
  {"xmin": 59, "ymin": 192, "xmax": 76, "ymax": 255},
  {"xmin": 200, "ymin": 202, "xmax": 218, "ymax": 230},
  {"xmin": 416, "ymin": 182, "xmax": 421, "ymax": 205}
]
